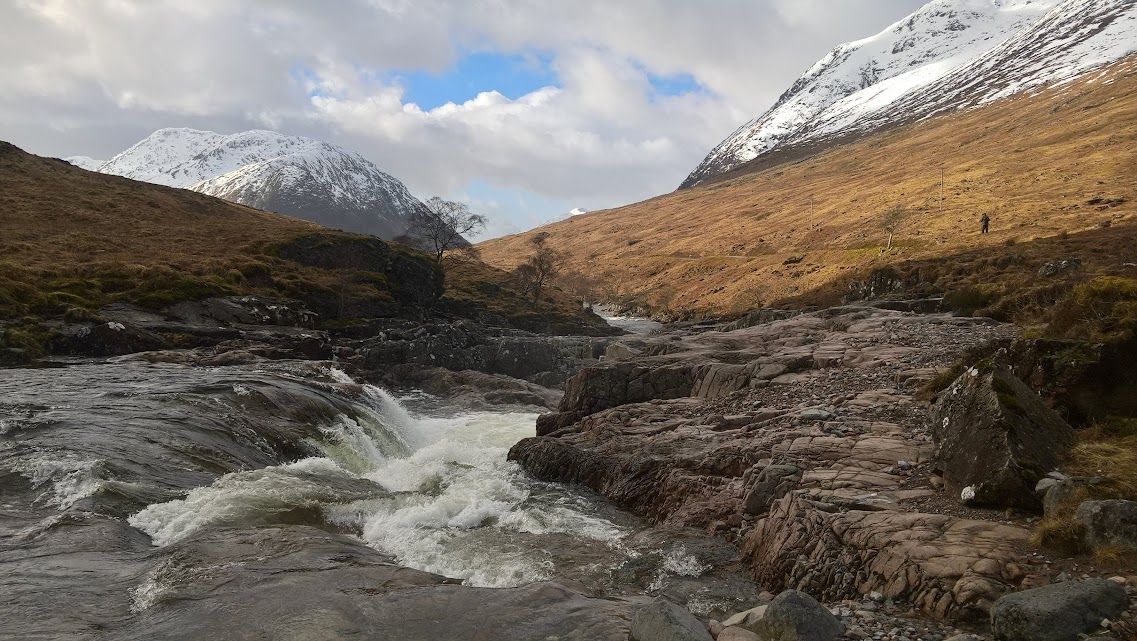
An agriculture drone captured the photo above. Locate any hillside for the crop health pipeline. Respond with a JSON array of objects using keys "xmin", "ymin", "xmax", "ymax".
[
  {"xmin": 0, "ymin": 142, "xmax": 609, "ymax": 359},
  {"xmin": 684, "ymin": 0, "xmax": 1137, "ymax": 187},
  {"xmin": 82, "ymin": 128, "xmax": 430, "ymax": 239},
  {"xmin": 478, "ymin": 55, "xmax": 1137, "ymax": 317}
]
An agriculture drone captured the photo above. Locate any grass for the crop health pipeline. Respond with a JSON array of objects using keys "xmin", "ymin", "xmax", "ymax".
[
  {"xmin": 477, "ymin": 55, "xmax": 1137, "ymax": 317},
  {"xmin": 0, "ymin": 141, "xmax": 609, "ymax": 360},
  {"xmin": 1032, "ymin": 422, "xmax": 1137, "ymax": 556}
]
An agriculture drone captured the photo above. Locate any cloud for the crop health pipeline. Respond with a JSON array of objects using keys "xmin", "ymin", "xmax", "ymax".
[{"xmin": 0, "ymin": 0, "xmax": 927, "ymax": 237}]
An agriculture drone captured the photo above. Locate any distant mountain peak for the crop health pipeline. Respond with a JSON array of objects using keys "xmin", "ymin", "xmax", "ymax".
[
  {"xmin": 682, "ymin": 0, "xmax": 1136, "ymax": 188},
  {"xmin": 85, "ymin": 128, "xmax": 429, "ymax": 239}
]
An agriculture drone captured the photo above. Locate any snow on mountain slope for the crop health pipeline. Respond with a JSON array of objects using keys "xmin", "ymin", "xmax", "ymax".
[
  {"xmin": 64, "ymin": 156, "xmax": 105, "ymax": 171},
  {"xmin": 190, "ymin": 142, "xmax": 429, "ymax": 240},
  {"xmin": 88, "ymin": 129, "xmax": 429, "ymax": 239},
  {"xmin": 682, "ymin": 0, "xmax": 1136, "ymax": 188}
]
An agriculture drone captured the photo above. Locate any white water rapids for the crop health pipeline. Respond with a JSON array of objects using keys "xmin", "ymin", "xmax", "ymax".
[{"xmin": 128, "ymin": 368, "xmax": 630, "ymax": 587}]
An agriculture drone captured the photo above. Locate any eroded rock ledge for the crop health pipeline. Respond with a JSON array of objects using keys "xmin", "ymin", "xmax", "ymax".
[{"xmin": 510, "ymin": 306, "xmax": 1052, "ymax": 620}]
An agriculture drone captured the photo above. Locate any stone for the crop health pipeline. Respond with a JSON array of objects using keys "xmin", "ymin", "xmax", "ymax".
[
  {"xmin": 744, "ymin": 466, "xmax": 802, "ymax": 516},
  {"xmin": 753, "ymin": 590, "xmax": 843, "ymax": 641},
  {"xmin": 1075, "ymin": 500, "xmax": 1137, "ymax": 549},
  {"xmin": 721, "ymin": 604, "xmax": 767, "ymax": 630},
  {"xmin": 1042, "ymin": 479, "xmax": 1082, "ymax": 517},
  {"xmin": 931, "ymin": 366, "xmax": 1075, "ymax": 511},
  {"xmin": 717, "ymin": 627, "xmax": 762, "ymax": 641},
  {"xmin": 944, "ymin": 634, "xmax": 983, "ymax": 641},
  {"xmin": 631, "ymin": 599, "xmax": 715, "ymax": 641},
  {"xmin": 990, "ymin": 579, "xmax": 1128, "ymax": 641}
]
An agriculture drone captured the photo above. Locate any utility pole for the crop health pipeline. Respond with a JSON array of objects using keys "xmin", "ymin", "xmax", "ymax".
[{"xmin": 810, "ymin": 197, "xmax": 815, "ymax": 231}]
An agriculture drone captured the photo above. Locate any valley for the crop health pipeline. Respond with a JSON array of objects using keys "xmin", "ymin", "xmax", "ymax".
[{"xmin": 4, "ymin": 1, "xmax": 1137, "ymax": 640}]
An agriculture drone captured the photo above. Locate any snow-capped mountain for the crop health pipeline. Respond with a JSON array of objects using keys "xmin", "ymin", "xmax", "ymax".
[
  {"xmin": 683, "ymin": 0, "xmax": 1137, "ymax": 187},
  {"xmin": 86, "ymin": 128, "xmax": 429, "ymax": 239}
]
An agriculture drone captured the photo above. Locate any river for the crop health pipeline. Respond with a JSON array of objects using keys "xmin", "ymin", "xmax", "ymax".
[{"xmin": 0, "ymin": 341, "xmax": 745, "ymax": 639}]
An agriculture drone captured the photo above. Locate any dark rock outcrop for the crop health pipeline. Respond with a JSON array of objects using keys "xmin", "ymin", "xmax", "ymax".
[
  {"xmin": 743, "ymin": 465, "xmax": 802, "ymax": 516},
  {"xmin": 357, "ymin": 320, "xmax": 607, "ymax": 388},
  {"xmin": 990, "ymin": 579, "xmax": 1128, "ymax": 641},
  {"xmin": 931, "ymin": 366, "xmax": 1075, "ymax": 510},
  {"xmin": 48, "ymin": 320, "xmax": 170, "ymax": 357}
]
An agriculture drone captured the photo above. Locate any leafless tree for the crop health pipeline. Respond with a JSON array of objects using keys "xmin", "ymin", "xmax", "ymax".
[
  {"xmin": 408, "ymin": 197, "xmax": 487, "ymax": 266},
  {"xmin": 513, "ymin": 232, "xmax": 565, "ymax": 306}
]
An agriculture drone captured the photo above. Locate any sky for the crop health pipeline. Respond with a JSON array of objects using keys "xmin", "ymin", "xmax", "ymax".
[{"xmin": 0, "ymin": 0, "xmax": 927, "ymax": 240}]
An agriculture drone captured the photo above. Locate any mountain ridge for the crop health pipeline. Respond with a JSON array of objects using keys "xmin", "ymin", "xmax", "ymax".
[
  {"xmin": 77, "ymin": 128, "xmax": 429, "ymax": 240},
  {"xmin": 682, "ymin": 0, "xmax": 1137, "ymax": 188}
]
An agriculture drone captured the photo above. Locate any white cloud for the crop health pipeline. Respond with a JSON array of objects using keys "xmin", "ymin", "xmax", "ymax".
[{"xmin": 0, "ymin": 0, "xmax": 927, "ymax": 237}]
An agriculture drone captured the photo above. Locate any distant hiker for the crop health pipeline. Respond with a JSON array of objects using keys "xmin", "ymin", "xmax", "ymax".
[{"xmin": 980, "ymin": 213, "xmax": 990, "ymax": 234}]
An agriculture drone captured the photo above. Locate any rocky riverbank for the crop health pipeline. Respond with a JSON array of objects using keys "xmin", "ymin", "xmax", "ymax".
[{"xmin": 509, "ymin": 304, "xmax": 1137, "ymax": 639}]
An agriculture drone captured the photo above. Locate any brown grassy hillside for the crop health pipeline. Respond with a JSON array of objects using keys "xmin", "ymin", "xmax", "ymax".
[
  {"xmin": 0, "ymin": 142, "xmax": 606, "ymax": 340},
  {"xmin": 479, "ymin": 56, "xmax": 1137, "ymax": 317}
]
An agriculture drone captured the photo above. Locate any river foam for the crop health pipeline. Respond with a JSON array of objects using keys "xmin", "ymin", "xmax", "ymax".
[{"xmin": 130, "ymin": 369, "xmax": 629, "ymax": 587}]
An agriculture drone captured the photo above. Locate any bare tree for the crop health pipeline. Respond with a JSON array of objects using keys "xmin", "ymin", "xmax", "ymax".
[
  {"xmin": 513, "ymin": 232, "xmax": 565, "ymax": 306},
  {"xmin": 408, "ymin": 197, "xmax": 487, "ymax": 266},
  {"xmin": 881, "ymin": 204, "xmax": 905, "ymax": 252}
]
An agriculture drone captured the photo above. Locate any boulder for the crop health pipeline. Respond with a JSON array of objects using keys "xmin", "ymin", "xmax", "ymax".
[
  {"xmin": 721, "ymin": 604, "xmax": 767, "ymax": 631},
  {"xmin": 990, "ymin": 579, "xmax": 1128, "ymax": 641},
  {"xmin": 744, "ymin": 466, "xmax": 802, "ymax": 516},
  {"xmin": 752, "ymin": 590, "xmax": 842, "ymax": 641},
  {"xmin": 630, "ymin": 599, "xmax": 714, "ymax": 641},
  {"xmin": 931, "ymin": 366, "xmax": 1075, "ymax": 510},
  {"xmin": 1075, "ymin": 500, "xmax": 1137, "ymax": 549},
  {"xmin": 718, "ymin": 627, "xmax": 762, "ymax": 641}
]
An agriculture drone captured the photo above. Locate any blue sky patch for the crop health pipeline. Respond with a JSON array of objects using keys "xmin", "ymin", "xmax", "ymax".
[
  {"xmin": 394, "ymin": 51, "xmax": 557, "ymax": 110},
  {"xmin": 646, "ymin": 70, "xmax": 703, "ymax": 98}
]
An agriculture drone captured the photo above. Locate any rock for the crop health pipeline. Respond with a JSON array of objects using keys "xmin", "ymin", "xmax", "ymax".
[
  {"xmin": 631, "ymin": 599, "xmax": 715, "ymax": 641},
  {"xmin": 753, "ymin": 590, "xmax": 843, "ymax": 641},
  {"xmin": 606, "ymin": 341, "xmax": 641, "ymax": 360},
  {"xmin": 721, "ymin": 604, "xmax": 768, "ymax": 630},
  {"xmin": 990, "ymin": 579, "xmax": 1128, "ymax": 641},
  {"xmin": 1042, "ymin": 479, "xmax": 1082, "ymax": 517},
  {"xmin": 931, "ymin": 366, "xmax": 1075, "ymax": 511},
  {"xmin": 744, "ymin": 466, "xmax": 802, "ymax": 516},
  {"xmin": 944, "ymin": 635, "xmax": 984, "ymax": 641},
  {"xmin": 717, "ymin": 627, "xmax": 762, "ymax": 641},
  {"xmin": 1075, "ymin": 500, "xmax": 1137, "ymax": 549},
  {"xmin": 1037, "ymin": 258, "xmax": 1081, "ymax": 278},
  {"xmin": 50, "ymin": 320, "xmax": 170, "ymax": 357}
]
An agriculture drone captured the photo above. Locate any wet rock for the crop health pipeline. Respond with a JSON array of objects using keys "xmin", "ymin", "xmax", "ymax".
[
  {"xmin": 931, "ymin": 366, "xmax": 1075, "ymax": 511},
  {"xmin": 990, "ymin": 579, "xmax": 1128, "ymax": 641},
  {"xmin": 164, "ymin": 296, "xmax": 319, "ymax": 328},
  {"xmin": 1075, "ymin": 500, "xmax": 1137, "ymax": 549},
  {"xmin": 744, "ymin": 465, "xmax": 802, "ymax": 516},
  {"xmin": 631, "ymin": 598, "xmax": 714, "ymax": 641},
  {"xmin": 752, "ymin": 590, "xmax": 843, "ymax": 641},
  {"xmin": 50, "ymin": 320, "xmax": 170, "ymax": 357}
]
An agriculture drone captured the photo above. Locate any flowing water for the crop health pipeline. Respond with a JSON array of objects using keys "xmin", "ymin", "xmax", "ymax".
[
  {"xmin": 2, "ymin": 353, "xmax": 749, "ymax": 638},
  {"xmin": 0, "ymin": 359, "xmax": 634, "ymax": 590}
]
